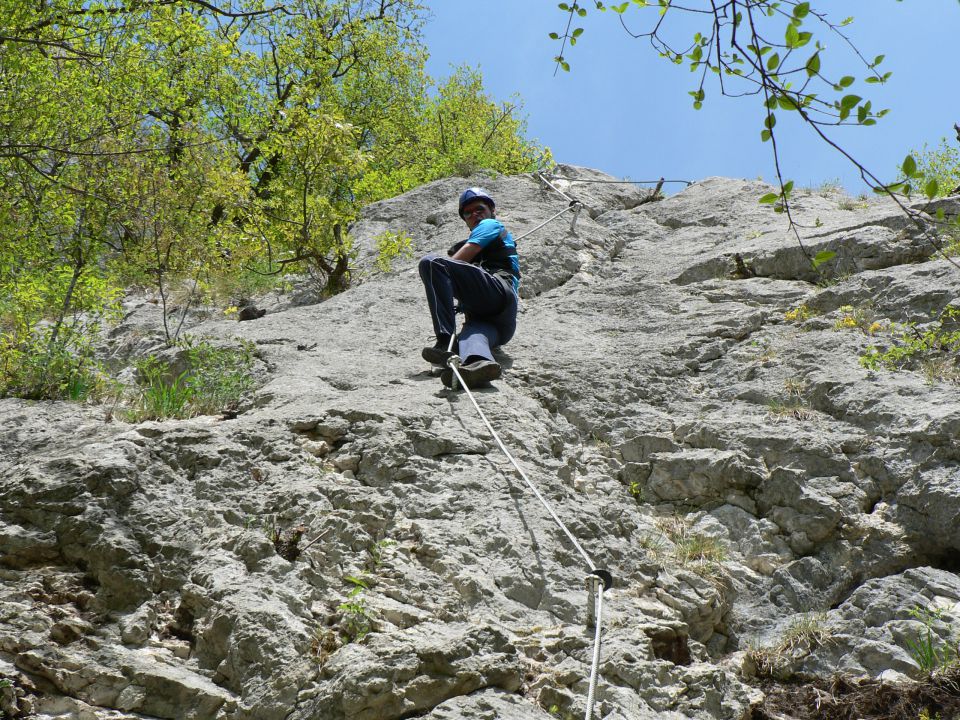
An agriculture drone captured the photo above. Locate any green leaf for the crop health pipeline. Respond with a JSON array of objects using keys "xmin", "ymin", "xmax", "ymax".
[
  {"xmin": 558, "ymin": 2, "xmax": 570, "ymax": 9},
  {"xmin": 759, "ymin": 193, "xmax": 779, "ymax": 204},
  {"xmin": 785, "ymin": 23, "xmax": 799, "ymax": 48},
  {"xmin": 761, "ymin": 129, "xmax": 772, "ymax": 142},
  {"xmin": 793, "ymin": 2, "xmax": 810, "ymax": 19},
  {"xmin": 812, "ymin": 250, "xmax": 836, "ymax": 269},
  {"xmin": 764, "ymin": 113, "xmax": 776, "ymax": 129},
  {"xmin": 925, "ymin": 178, "xmax": 939, "ymax": 199},
  {"xmin": 777, "ymin": 95, "xmax": 798, "ymax": 111},
  {"xmin": 805, "ymin": 52, "xmax": 820, "ymax": 77},
  {"xmin": 838, "ymin": 76, "xmax": 855, "ymax": 88},
  {"xmin": 902, "ymin": 154, "xmax": 918, "ymax": 178},
  {"xmin": 840, "ymin": 94, "xmax": 862, "ymax": 110},
  {"xmin": 783, "ymin": 180, "xmax": 794, "ymax": 196},
  {"xmin": 874, "ymin": 183, "xmax": 904, "ymax": 195},
  {"xmin": 549, "ymin": 32, "xmax": 560, "ymax": 39},
  {"xmin": 572, "ymin": 27, "xmax": 584, "ymax": 37},
  {"xmin": 766, "ymin": 52, "xmax": 780, "ymax": 70},
  {"xmin": 873, "ymin": 54, "xmax": 885, "ymax": 66}
]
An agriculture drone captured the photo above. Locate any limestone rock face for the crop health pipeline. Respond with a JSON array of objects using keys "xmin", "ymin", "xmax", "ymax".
[{"xmin": 2, "ymin": 167, "xmax": 959, "ymax": 719}]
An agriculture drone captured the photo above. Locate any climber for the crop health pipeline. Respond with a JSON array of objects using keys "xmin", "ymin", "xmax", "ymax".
[{"xmin": 418, "ymin": 187, "xmax": 519, "ymax": 388}]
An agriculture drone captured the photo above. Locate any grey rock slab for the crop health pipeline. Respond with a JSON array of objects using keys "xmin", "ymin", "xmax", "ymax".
[
  {"xmin": 2, "ymin": 169, "xmax": 959, "ymax": 719},
  {"xmin": 421, "ymin": 688, "xmax": 550, "ymax": 719},
  {"xmin": 295, "ymin": 622, "xmax": 523, "ymax": 720},
  {"xmin": 800, "ymin": 567, "xmax": 960, "ymax": 678}
]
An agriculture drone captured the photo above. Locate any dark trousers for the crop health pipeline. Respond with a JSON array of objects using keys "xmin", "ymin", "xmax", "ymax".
[{"xmin": 418, "ymin": 253, "xmax": 517, "ymax": 362}]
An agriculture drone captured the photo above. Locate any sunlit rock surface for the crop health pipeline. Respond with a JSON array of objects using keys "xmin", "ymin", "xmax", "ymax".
[{"xmin": 2, "ymin": 166, "xmax": 959, "ymax": 719}]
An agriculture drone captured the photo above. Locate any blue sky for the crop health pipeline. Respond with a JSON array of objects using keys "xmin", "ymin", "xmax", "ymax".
[{"xmin": 422, "ymin": 2, "xmax": 958, "ymax": 194}]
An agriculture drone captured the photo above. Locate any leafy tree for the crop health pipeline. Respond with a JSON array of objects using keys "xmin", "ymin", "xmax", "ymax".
[
  {"xmin": 353, "ymin": 64, "xmax": 552, "ymax": 204},
  {"xmin": 905, "ymin": 137, "xmax": 960, "ymax": 199},
  {"xmin": 0, "ymin": 0, "xmax": 551, "ymax": 399}
]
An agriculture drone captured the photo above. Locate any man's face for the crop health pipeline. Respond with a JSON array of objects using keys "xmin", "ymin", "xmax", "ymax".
[{"xmin": 461, "ymin": 200, "xmax": 492, "ymax": 230}]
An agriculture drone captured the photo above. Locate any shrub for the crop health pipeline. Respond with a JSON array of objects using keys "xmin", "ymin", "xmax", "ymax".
[
  {"xmin": 0, "ymin": 326, "xmax": 106, "ymax": 402},
  {"xmin": 860, "ymin": 307, "xmax": 960, "ymax": 382},
  {"xmin": 374, "ymin": 230, "xmax": 414, "ymax": 272},
  {"xmin": 905, "ymin": 137, "xmax": 960, "ymax": 199},
  {"xmin": 127, "ymin": 338, "xmax": 256, "ymax": 421}
]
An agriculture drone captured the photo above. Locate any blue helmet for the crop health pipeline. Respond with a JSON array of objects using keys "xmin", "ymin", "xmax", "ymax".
[{"xmin": 458, "ymin": 187, "xmax": 495, "ymax": 218}]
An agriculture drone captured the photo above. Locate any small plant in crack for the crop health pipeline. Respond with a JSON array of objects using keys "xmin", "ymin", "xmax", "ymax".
[
  {"xmin": 767, "ymin": 379, "xmax": 815, "ymax": 422},
  {"xmin": 260, "ymin": 516, "xmax": 307, "ymax": 562},
  {"xmin": 860, "ymin": 306, "xmax": 960, "ymax": 384},
  {"xmin": 903, "ymin": 605, "xmax": 959, "ymax": 675},
  {"xmin": 273, "ymin": 525, "xmax": 307, "ymax": 562},
  {"xmin": 833, "ymin": 304, "xmax": 882, "ymax": 335},
  {"xmin": 650, "ymin": 516, "xmax": 728, "ymax": 582},
  {"xmin": 365, "ymin": 538, "xmax": 396, "ymax": 571},
  {"xmin": 767, "ymin": 398, "xmax": 815, "ymax": 422},
  {"xmin": 749, "ymin": 338, "xmax": 778, "ymax": 363},
  {"xmin": 312, "ymin": 624, "xmax": 341, "ymax": 666},
  {"xmin": 748, "ymin": 612, "xmax": 832, "ymax": 680},
  {"xmin": 589, "ymin": 431, "xmax": 610, "ymax": 449},
  {"xmin": 784, "ymin": 304, "xmax": 815, "ymax": 323},
  {"xmin": 338, "ymin": 575, "xmax": 377, "ymax": 642}
]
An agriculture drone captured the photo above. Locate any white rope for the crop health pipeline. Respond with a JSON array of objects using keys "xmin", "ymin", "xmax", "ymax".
[
  {"xmin": 541, "ymin": 174, "xmax": 693, "ymax": 186},
  {"xmin": 584, "ymin": 583, "xmax": 605, "ymax": 720},
  {"xmin": 447, "ymin": 361, "xmax": 596, "ymax": 572},
  {"xmin": 536, "ymin": 171, "xmax": 580, "ymax": 204},
  {"xmin": 446, "ymin": 361, "xmax": 608, "ymax": 720},
  {"xmin": 514, "ymin": 204, "xmax": 578, "ymax": 243}
]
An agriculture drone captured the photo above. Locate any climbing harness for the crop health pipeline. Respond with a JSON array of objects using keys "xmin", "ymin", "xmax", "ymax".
[{"xmin": 443, "ymin": 177, "xmax": 614, "ymax": 720}]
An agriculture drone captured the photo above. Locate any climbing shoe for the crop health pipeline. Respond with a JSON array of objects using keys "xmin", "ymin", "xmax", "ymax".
[
  {"xmin": 422, "ymin": 338, "xmax": 458, "ymax": 365},
  {"xmin": 441, "ymin": 359, "xmax": 501, "ymax": 389}
]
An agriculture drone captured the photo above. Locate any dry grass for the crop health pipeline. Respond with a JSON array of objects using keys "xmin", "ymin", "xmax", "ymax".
[{"xmin": 753, "ymin": 666, "xmax": 960, "ymax": 720}]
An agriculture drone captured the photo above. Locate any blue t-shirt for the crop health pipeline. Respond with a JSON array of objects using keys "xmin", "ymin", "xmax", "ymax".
[{"xmin": 466, "ymin": 218, "xmax": 519, "ymax": 292}]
